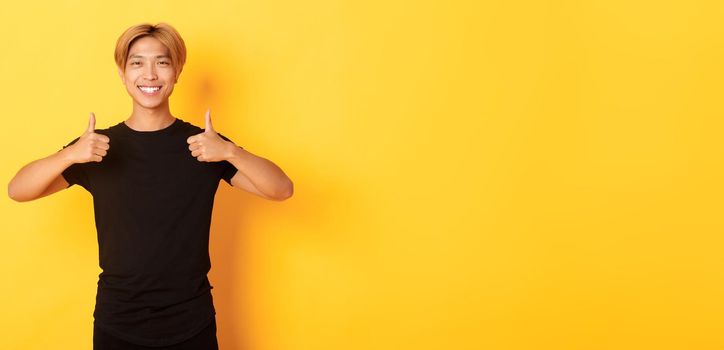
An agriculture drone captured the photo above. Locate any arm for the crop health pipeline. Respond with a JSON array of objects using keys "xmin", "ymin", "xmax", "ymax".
[
  {"xmin": 8, "ymin": 112, "xmax": 110, "ymax": 202},
  {"xmin": 187, "ymin": 110, "xmax": 293, "ymax": 201},
  {"xmin": 225, "ymin": 145, "xmax": 294, "ymax": 201},
  {"xmin": 8, "ymin": 148, "xmax": 75, "ymax": 202}
]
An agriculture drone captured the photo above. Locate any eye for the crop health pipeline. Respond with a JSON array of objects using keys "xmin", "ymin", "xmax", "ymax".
[
  {"xmin": 129, "ymin": 61, "xmax": 140, "ymax": 66},
  {"xmin": 159, "ymin": 61, "xmax": 170, "ymax": 66}
]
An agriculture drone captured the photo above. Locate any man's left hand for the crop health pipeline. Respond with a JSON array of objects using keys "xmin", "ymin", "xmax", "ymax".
[{"xmin": 187, "ymin": 109, "xmax": 234, "ymax": 162}]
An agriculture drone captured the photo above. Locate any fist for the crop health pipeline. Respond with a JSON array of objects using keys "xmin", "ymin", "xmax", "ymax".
[{"xmin": 66, "ymin": 112, "xmax": 111, "ymax": 163}]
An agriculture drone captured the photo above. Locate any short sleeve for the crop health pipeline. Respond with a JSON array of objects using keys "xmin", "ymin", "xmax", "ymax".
[
  {"xmin": 218, "ymin": 132, "xmax": 240, "ymax": 185},
  {"xmin": 58, "ymin": 137, "xmax": 90, "ymax": 191}
]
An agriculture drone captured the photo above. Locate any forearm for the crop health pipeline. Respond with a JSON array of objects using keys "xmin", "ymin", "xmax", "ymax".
[
  {"xmin": 8, "ymin": 148, "xmax": 75, "ymax": 202},
  {"xmin": 225, "ymin": 144, "xmax": 293, "ymax": 198}
]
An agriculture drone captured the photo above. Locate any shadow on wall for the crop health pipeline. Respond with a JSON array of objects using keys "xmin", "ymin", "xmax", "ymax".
[
  {"xmin": 176, "ymin": 39, "xmax": 252, "ymax": 350},
  {"xmin": 174, "ymin": 35, "xmax": 342, "ymax": 350}
]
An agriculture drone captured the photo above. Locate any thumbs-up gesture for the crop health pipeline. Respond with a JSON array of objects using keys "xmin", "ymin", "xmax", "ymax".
[
  {"xmin": 187, "ymin": 109, "xmax": 233, "ymax": 162},
  {"xmin": 66, "ymin": 112, "xmax": 111, "ymax": 163}
]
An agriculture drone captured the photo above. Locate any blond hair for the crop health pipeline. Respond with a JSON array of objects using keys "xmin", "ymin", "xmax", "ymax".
[{"xmin": 114, "ymin": 22, "xmax": 187, "ymax": 81}]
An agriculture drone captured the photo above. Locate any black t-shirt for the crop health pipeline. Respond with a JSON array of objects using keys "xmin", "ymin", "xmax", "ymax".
[{"xmin": 58, "ymin": 117, "xmax": 238, "ymax": 347}]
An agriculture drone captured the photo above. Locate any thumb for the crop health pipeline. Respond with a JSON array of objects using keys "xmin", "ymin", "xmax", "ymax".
[
  {"xmin": 87, "ymin": 112, "xmax": 96, "ymax": 134},
  {"xmin": 205, "ymin": 109, "xmax": 215, "ymax": 133}
]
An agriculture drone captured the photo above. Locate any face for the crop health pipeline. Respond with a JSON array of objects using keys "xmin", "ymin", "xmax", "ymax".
[{"xmin": 118, "ymin": 36, "xmax": 178, "ymax": 109}]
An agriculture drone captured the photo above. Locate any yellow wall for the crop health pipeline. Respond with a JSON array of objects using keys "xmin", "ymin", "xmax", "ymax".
[{"xmin": 2, "ymin": 0, "xmax": 723, "ymax": 349}]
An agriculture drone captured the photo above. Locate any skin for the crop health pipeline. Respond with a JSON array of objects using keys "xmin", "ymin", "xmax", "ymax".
[{"xmin": 8, "ymin": 36, "xmax": 293, "ymax": 202}]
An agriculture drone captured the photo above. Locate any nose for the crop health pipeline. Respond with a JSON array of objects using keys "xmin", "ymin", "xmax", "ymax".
[{"xmin": 143, "ymin": 64, "xmax": 158, "ymax": 80}]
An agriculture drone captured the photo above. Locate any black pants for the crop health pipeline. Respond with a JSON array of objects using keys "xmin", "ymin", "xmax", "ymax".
[{"xmin": 93, "ymin": 318, "xmax": 219, "ymax": 350}]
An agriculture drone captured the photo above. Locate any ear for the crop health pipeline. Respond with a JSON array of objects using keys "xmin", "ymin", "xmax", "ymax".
[{"xmin": 117, "ymin": 67, "xmax": 125, "ymax": 83}]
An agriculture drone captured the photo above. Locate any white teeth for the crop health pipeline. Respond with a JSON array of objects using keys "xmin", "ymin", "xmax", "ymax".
[{"xmin": 138, "ymin": 86, "xmax": 161, "ymax": 93}]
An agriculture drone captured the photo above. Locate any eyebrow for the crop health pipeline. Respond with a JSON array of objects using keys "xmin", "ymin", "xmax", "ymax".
[{"xmin": 128, "ymin": 54, "xmax": 170, "ymax": 59}]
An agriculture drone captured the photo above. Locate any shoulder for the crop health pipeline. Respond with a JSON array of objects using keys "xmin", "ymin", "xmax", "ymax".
[
  {"xmin": 98, "ymin": 121, "xmax": 124, "ymax": 137},
  {"xmin": 179, "ymin": 119, "xmax": 203, "ymax": 132},
  {"xmin": 175, "ymin": 118, "xmax": 205, "ymax": 138}
]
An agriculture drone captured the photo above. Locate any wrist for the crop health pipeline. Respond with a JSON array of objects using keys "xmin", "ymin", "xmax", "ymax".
[
  {"xmin": 57, "ymin": 146, "xmax": 77, "ymax": 166},
  {"xmin": 224, "ymin": 141, "xmax": 244, "ymax": 161}
]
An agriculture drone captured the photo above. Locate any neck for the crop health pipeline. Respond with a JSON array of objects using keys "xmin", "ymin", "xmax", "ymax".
[{"xmin": 126, "ymin": 99, "xmax": 175, "ymax": 131}]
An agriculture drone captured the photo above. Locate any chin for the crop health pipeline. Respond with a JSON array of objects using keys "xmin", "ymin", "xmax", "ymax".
[{"xmin": 131, "ymin": 97, "xmax": 166, "ymax": 109}]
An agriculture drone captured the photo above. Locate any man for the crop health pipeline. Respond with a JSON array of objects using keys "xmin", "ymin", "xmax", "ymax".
[{"xmin": 7, "ymin": 22, "xmax": 293, "ymax": 349}]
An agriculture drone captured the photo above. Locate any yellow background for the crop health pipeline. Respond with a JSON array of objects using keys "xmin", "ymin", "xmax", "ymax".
[{"xmin": 1, "ymin": 0, "xmax": 723, "ymax": 349}]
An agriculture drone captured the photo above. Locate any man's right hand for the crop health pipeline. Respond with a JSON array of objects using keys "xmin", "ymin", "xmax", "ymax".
[{"xmin": 65, "ymin": 112, "xmax": 111, "ymax": 163}]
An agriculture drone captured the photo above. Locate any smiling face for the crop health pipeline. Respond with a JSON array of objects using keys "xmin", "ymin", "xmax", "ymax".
[{"xmin": 118, "ymin": 36, "xmax": 178, "ymax": 110}]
